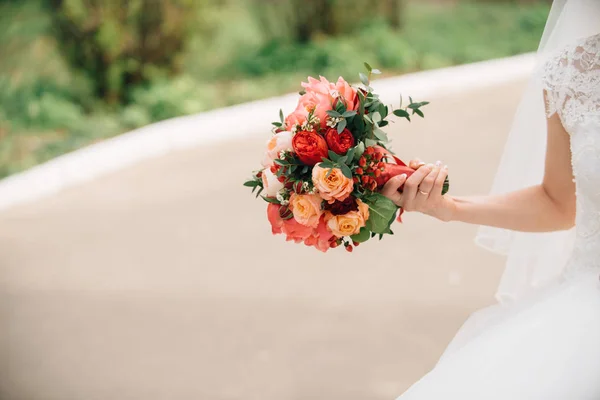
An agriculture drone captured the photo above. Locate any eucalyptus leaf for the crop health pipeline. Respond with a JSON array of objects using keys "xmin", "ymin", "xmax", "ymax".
[
  {"xmin": 374, "ymin": 128, "xmax": 388, "ymax": 142},
  {"xmin": 327, "ymin": 110, "xmax": 341, "ymax": 118},
  {"xmin": 393, "ymin": 109, "xmax": 410, "ymax": 118},
  {"xmin": 371, "ymin": 68, "xmax": 382, "ymax": 75},
  {"xmin": 355, "ymin": 142, "xmax": 365, "ymax": 159},
  {"xmin": 359, "ymin": 72, "xmax": 369, "ymax": 86},
  {"xmin": 364, "ymin": 62, "xmax": 372, "ymax": 72},
  {"xmin": 340, "ymin": 163, "xmax": 352, "ymax": 179},
  {"xmin": 342, "ymin": 110, "xmax": 357, "ymax": 118},
  {"xmin": 365, "ymin": 138, "xmax": 378, "ymax": 147},
  {"xmin": 337, "ymin": 118, "xmax": 347, "ymax": 133},
  {"xmin": 279, "ymin": 109, "xmax": 284, "ymax": 123}
]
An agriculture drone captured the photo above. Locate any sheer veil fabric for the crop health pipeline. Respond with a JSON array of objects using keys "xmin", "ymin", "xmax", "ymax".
[{"xmin": 475, "ymin": 0, "xmax": 600, "ymax": 303}]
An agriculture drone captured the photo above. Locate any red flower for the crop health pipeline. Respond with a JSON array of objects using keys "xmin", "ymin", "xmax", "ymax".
[
  {"xmin": 292, "ymin": 130, "xmax": 329, "ymax": 166},
  {"xmin": 324, "ymin": 196, "xmax": 359, "ymax": 216},
  {"xmin": 324, "ymin": 128, "xmax": 355, "ymax": 155}
]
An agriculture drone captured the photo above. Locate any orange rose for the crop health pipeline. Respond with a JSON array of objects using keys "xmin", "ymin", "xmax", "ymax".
[
  {"xmin": 324, "ymin": 199, "xmax": 370, "ymax": 238},
  {"xmin": 289, "ymin": 193, "xmax": 323, "ymax": 228},
  {"xmin": 292, "ymin": 130, "xmax": 329, "ymax": 166},
  {"xmin": 312, "ymin": 165, "xmax": 353, "ymax": 203}
]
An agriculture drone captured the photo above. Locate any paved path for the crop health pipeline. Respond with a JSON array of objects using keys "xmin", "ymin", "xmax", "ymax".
[{"xmin": 0, "ymin": 80, "xmax": 524, "ymax": 400}]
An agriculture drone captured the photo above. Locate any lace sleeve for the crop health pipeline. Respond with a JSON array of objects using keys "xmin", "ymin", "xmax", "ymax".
[
  {"xmin": 541, "ymin": 35, "xmax": 600, "ymax": 131},
  {"xmin": 542, "ymin": 49, "xmax": 569, "ymax": 118}
]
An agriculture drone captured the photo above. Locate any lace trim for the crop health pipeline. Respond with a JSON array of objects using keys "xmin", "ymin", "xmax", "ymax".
[{"xmin": 542, "ymin": 34, "xmax": 600, "ymax": 133}]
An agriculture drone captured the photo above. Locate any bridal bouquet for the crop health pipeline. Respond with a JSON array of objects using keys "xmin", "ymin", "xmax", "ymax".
[{"xmin": 244, "ymin": 64, "xmax": 448, "ymax": 252}]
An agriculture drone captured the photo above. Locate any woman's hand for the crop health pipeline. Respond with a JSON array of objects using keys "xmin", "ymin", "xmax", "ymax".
[{"xmin": 381, "ymin": 159, "xmax": 455, "ymax": 222}]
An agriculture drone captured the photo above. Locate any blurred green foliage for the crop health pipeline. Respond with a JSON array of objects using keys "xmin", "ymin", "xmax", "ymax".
[{"xmin": 0, "ymin": 0, "xmax": 550, "ymax": 178}]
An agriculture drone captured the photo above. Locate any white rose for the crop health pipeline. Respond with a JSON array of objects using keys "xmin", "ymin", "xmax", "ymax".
[
  {"xmin": 261, "ymin": 168, "xmax": 284, "ymax": 198},
  {"xmin": 261, "ymin": 131, "xmax": 293, "ymax": 168}
]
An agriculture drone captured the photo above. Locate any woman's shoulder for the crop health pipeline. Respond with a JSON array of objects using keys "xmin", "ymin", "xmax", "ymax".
[{"xmin": 542, "ymin": 34, "xmax": 600, "ymax": 88}]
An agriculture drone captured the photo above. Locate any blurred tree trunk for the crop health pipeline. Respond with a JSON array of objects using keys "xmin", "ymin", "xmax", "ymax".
[
  {"xmin": 48, "ymin": 0, "xmax": 211, "ymax": 104},
  {"xmin": 382, "ymin": 0, "xmax": 404, "ymax": 30}
]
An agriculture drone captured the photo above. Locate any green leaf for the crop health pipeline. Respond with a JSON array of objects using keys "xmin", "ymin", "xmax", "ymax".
[
  {"xmin": 272, "ymin": 122, "xmax": 282, "ymax": 127},
  {"xmin": 363, "ymin": 114, "xmax": 373, "ymax": 124},
  {"xmin": 328, "ymin": 150, "xmax": 340, "ymax": 162},
  {"xmin": 365, "ymin": 138, "xmax": 378, "ymax": 147},
  {"xmin": 359, "ymin": 72, "xmax": 369, "ymax": 86},
  {"xmin": 337, "ymin": 118, "xmax": 347, "ymax": 133},
  {"xmin": 327, "ymin": 110, "xmax": 342, "ymax": 118},
  {"xmin": 338, "ymin": 155, "xmax": 348, "ymax": 164},
  {"xmin": 342, "ymin": 110, "xmax": 357, "ymax": 118},
  {"xmin": 364, "ymin": 62, "xmax": 372, "ymax": 73},
  {"xmin": 442, "ymin": 176, "xmax": 450, "ymax": 195},
  {"xmin": 244, "ymin": 180, "xmax": 260, "ymax": 188},
  {"xmin": 370, "ymin": 111, "xmax": 381, "ymax": 124},
  {"xmin": 299, "ymin": 90, "xmax": 306, "ymax": 96},
  {"xmin": 363, "ymin": 193, "xmax": 399, "ymax": 234},
  {"xmin": 414, "ymin": 108, "xmax": 424, "ymax": 118},
  {"xmin": 393, "ymin": 109, "xmax": 410, "ymax": 118},
  {"xmin": 279, "ymin": 109, "xmax": 284, "ymax": 123},
  {"xmin": 354, "ymin": 142, "xmax": 365, "ymax": 159},
  {"xmin": 371, "ymin": 68, "xmax": 382, "ymax": 75},
  {"xmin": 346, "ymin": 147, "xmax": 355, "ymax": 162},
  {"xmin": 374, "ymin": 128, "xmax": 388, "ymax": 142},
  {"xmin": 340, "ymin": 163, "xmax": 352, "ymax": 179},
  {"xmin": 351, "ymin": 227, "xmax": 371, "ymax": 243},
  {"xmin": 378, "ymin": 120, "xmax": 389, "ymax": 127},
  {"xmin": 261, "ymin": 196, "xmax": 281, "ymax": 204}
]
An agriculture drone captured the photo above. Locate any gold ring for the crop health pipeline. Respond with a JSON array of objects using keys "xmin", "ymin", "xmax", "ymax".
[{"xmin": 418, "ymin": 189, "xmax": 430, "ymax": 196}]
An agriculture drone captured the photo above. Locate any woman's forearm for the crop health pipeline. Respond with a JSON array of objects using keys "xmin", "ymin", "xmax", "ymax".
[{"xmin": 449, "ymin": 185, "xmax": 575, "ymax": 232}]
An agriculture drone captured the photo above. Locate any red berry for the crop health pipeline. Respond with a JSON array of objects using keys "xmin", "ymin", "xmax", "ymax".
[
  {"xmin": 356, "ymin": 167, "xmax": 364, "ymax": 175},
  {"xmin": 359, "ymin": 157, "xmax": 367, "ymax": 167},
  {"xmin": 374, "ymin": 169, "xmax": 381, "ymax": 177},
  {"xmin": 270, "ymin": 165, "xmax": 277, "ymax": 173},
  {"xmin": 365, "ymin": 147, "xmax": 375, "ymax": 156},
  {"xmin": 353, "ymin": 177, "xmax": 359, "ymax": 184},
  {"xmin": 278, "ymin": 175, "xmax": 286, "ymax": 183},
  {"xmin": 352, "ymin": 241, "xmax": 360, "ymax": 247},
  {"xmin": 256, "ymin": 171, "xmax": 263, "ymax": 178},
  {"xmin": 330, "ymin": 241, "xmax": 339, "ymax": 248},
  {"xmin": 361, "ymin": 176, "xmax": 370, "ymax": 185},
  {"xmin": 367, "ymin": 167, "xmax": 375, "ymax": 174},
  {"xmin": 346, "ymin": 245, "xmax": 353, "ymax": 253}
]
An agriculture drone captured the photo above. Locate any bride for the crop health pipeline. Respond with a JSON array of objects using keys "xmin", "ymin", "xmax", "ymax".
[{"xmin": 381, "ymin": 0, "xmax": 600, "ymax": 398}]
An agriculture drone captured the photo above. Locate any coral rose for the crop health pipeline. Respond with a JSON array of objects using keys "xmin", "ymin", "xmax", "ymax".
[
  {"xmin": 289, "ymin": 193, "xmax": 323, "ymax": 228},
  {"xmin": 312, "ymin": 165, "xmax": 354, "ymax": 203},
  {"xmin": 281, "ymin": 217, "xmax": 314, "ymax": 243},
  {"xmin": 304, "ymin": 216, "xmax": 335, "ymax": 252},
  {"xmin": 325, "ymin": 128, "xmax": 355, "ymax": 155},
  {"xmin": 325, "ymin": 199, "xmax": 370, "ymax": 238},
  {"xmin": 292, "ymin": 130, "xmax": 329, "ymax": 166},
  {"xmin": 262, "ymin": 131, "xmax": 293, "ymax": 168},
  {"xmin": 334, "ymin": 77, "xmax": 358, "ymax": 111},
  {"xmin": 266, "ymin": 203, "xmax": 284, "ymax": 235},
  {"xmin": 262, "ymin": 168, "xmax": 285, "ymax": 198}
]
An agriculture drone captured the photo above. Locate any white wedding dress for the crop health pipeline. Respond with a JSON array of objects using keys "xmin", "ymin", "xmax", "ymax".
[{"xmin": 397, "ymin": 34, "xmax": 600, "ymax": 399}]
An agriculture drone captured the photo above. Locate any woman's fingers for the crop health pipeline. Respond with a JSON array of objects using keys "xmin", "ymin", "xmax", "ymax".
[
  {"xmin": 432, "ymin": 163, "xmax": 449, "ymax": 197},
  {"xmin": 403, "ymin": 164, "xmax": 433, "ymax": 209},
  {"xmin": 382, "ymin": 174, "xmax": 407, "ymax": 206},
  {"xmin": 417, "ymin": 162, "xmax": 441, "ymax": 198},
  {"xmin": 408, "ymin": 158, "xmax": 426, "ymax": 170}
]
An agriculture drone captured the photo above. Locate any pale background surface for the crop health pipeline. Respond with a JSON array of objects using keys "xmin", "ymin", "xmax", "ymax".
[{"xmin": 0, "ymin": 80, "xmax": 524, "ymax": 399}]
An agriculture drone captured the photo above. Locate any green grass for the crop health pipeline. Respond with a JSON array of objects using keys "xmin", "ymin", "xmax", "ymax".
[{"xmin": 0, "ymin": 1, "xmax": 550, "ymax": 178}]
